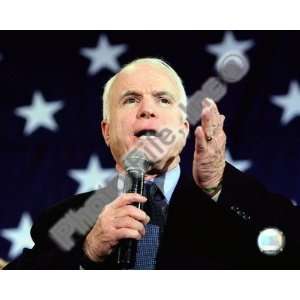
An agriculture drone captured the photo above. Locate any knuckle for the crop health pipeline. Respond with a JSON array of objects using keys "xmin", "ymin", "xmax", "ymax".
[
  {"xmin": 124, "ymin": 217, "xmax": 133, "ymax": 228},
  {"xmin": 141, "ymin": 210, "xmax": 147, "ymax": 219},
  {"xmin": 137, "ymin": 221, "xmax": 144, "ymax": 231},
  {"xmin": 125, "ymin": 205, "xmax": 136, "ymax": 216},
  {"xmin": 135, "ymin": 232, "xmax": 142, "ymax": 240}
]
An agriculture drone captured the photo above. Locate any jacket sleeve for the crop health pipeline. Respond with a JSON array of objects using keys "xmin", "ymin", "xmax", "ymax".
[{"xmin": 4, "ymin": 188, "xmax": 122, "ymax": 270}]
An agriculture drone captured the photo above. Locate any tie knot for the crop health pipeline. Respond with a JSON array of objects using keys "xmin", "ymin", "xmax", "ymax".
[
  {"xmin": 144, "ymin": 181, "xmax": 167, "ymax": 205},
  {"xmin": 144, "ymin": 181, "xmax": 158, "ymax": 199}
]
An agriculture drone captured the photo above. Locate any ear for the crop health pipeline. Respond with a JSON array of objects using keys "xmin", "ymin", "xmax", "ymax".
[
  {"xmin": 182, "ymin": 119, "xmax": 190, "ymax": 139},
  {"xmin": 101, "ymin": 120, "xmax": 110, "ymax": 146}
]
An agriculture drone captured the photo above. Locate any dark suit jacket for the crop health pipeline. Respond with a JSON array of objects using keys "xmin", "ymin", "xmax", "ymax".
[{"xmin": 5, "ymin": 163, "xmax": 300, "ymax": 269}]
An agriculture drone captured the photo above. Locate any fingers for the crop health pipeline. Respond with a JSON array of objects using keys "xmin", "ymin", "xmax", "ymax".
[
  {"xmin": 193, "ymin": 98, "xmax": 227, "ymax": 190},
  {"xmin": 114, "ymin": 216, "xmax": 146, "ymax": 236},
  {"xmin": 115, "ymin": 205, "xmax": 150, "ymax": 225},
  {"xmin": 201, "ymin": 98, "xmax": 219, "ymax": 137},
  {"xmin": 194, "ymin": 126, "xmax": 208, "ymax": 154},
  {"xmin": 112, "ymin": 208, "xmax": 149, "ymax": 241},
  {"xmin": 115, "ymin": 228, "xmax": 144, "ymax": 240},
  {"xmin": 111, "ymin": 193, "xmax": 147, "ymax": 209},
  {"xmin": 216, "ymin": 115, "xmax": 225, "ymax": 136},
  {"xmin": 195, "ymin": 98, "xmax": 226, "ymax": 155},
  {"xmin": 201, "ymin": 98, "xmax": 225, "ymax": 139},
  {"xmin": 83, "ymin": 193, "xmax": 150, "ymax": 261},
  {"xmin": 110, "ymin": 193, "xmax": 150, "ymax": 224}
]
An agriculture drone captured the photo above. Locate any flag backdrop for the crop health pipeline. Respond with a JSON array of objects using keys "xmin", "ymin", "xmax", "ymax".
[{"xmin": 0, "ymin": 31, "xmax": 299, "ymax": 262}]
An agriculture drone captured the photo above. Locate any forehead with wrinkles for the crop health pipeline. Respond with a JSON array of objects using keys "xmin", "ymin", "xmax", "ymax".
[{"xmin": 108, "ymin": 63, "xmax": 181, "ymax": 104}]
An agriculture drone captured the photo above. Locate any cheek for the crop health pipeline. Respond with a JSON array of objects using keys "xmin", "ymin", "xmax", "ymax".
[
  {"xmin": 110, "ymin": 119, "xmax": 134, "ymax": 145},
  {"xmin": 116, "ymin": 110, "xmax": 135, "ymax": 127},
  {"xmin": 161, "ymin": 112, "xmax": 184, "ymax": 130}
]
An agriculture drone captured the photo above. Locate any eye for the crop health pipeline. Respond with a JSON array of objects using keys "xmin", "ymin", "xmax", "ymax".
[
  {"xmin": 159, "ymin": 97, "xmax": 171, "ymax": 104},
  {"xmin": 123, "ymin": 97, "xmax": 137, "ymax": 104}
]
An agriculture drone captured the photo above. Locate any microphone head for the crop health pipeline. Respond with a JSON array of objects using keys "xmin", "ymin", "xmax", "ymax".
[{"xmin": 123, "ymin": 150, "xmax": 152, "ymax": 174}]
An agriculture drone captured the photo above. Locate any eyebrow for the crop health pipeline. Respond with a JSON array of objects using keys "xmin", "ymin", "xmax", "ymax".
[
  {"xmin": 152, "ymin": 91, "xmax": 176, "ymax": 101},
  {"xmin": 120, "ymin": 90, "xmax": 142, "ymax": 100},
  {"xmin": 120, "ymin": 90, "xmax": 176, "ymax": 101}
]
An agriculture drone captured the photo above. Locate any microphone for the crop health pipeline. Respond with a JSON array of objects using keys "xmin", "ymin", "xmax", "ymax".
[{"xmin": 116, "ymin": 150, "xmax": 152, "ymax": 269}]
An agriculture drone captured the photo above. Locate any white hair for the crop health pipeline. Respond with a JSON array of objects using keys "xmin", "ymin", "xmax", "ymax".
[{"xmin": 102, "ymin": 57, "xmax": 187, "ymax": 121}]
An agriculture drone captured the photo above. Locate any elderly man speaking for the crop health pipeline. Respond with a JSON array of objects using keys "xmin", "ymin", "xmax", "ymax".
[{"xmin": 5, "ymin": 58, "xmax": 300, "ymax": 269}]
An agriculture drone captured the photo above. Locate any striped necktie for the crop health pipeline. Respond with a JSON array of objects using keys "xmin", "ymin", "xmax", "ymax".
[{"xmin": 133, "ymin": 181, "xmax": 168, "ymax": 269}]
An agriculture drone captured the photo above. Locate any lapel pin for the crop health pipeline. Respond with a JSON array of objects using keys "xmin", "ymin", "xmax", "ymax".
[{"xmin": 257, "ymin": 227, "xmax": 285, "ymax": 255}]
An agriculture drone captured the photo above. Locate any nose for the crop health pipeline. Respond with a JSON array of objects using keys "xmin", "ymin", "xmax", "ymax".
[{"xmin": 136, "ymin": 99, "xmax": 157, "ymax": 119}]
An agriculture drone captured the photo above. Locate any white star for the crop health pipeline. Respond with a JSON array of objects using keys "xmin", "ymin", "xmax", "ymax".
[
  {"xmin": 291, "ymin": 199, "xmax": 298, "ymax": 206},
  {"xmin": 225, "ymin": 150, "xmax": 252, "ymax": 172},
  {"xmin": 271, "ymin": 80, "xmax": 300, "ymax": 125},
  {"xmin": 15, "ymin": 91, "xmax": 64, "ymax": 135},
  {"xmin": 206, "ymin": 31, "xmax": 254, "ymax": 59},
  {"xmin": 80, "ymin": 34, "xmax": 128, "ymax": 76},
  {"xmin": 0, "ymin": 212, "xmax": 34, "ymax": 259},
  {"xmin": 68, "ymin": 154, "xmax": 116, "ymax": 194}
]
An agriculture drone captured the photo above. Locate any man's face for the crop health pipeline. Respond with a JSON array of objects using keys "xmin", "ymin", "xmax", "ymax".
[{"xmin": 101, "ymin": 63, "xmax": 189, "ymax": 173}]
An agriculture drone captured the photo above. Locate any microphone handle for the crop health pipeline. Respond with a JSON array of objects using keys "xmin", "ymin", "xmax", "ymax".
[{"xmin": 116, "ymin": 170, "xmax": 145, "ymax": 269}]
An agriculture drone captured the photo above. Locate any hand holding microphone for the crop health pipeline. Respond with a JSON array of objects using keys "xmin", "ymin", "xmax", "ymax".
[{"xmin": 82, "ymin": 151, "xmax": 151, "ymax": 266}]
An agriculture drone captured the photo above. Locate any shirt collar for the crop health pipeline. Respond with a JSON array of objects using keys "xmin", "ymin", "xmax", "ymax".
[{"xmin": 145, "ymin": 165, "xmax": 180, "ymax": 204}]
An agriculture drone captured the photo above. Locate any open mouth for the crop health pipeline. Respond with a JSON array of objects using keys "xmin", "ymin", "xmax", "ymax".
[{"xmin": 134, "ymin": 129, "xmax": 158, "ymax": 138}]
